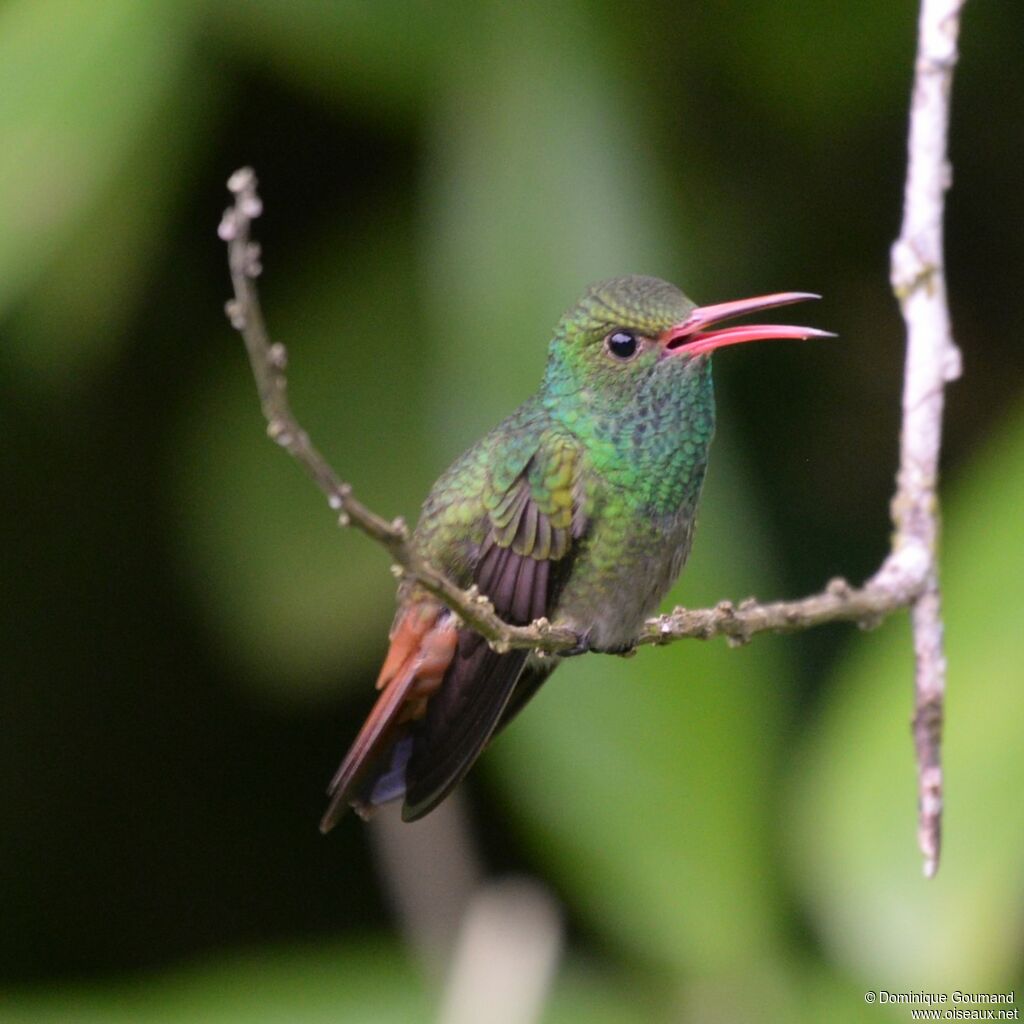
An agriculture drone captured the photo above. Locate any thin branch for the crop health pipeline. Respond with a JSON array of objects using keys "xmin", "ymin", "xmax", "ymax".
[
  {"xmin": 634, "ymin": 571, "xmax": 921, "ymax": 649},
  {"xmin": 221, "ymin": 0, "xmax": 965, "ymax": 873},
  {"xmin": 217, "ymin": 168, "xmax": 924, "ymax": 654},
  {"xmin": 216, "ymin": 167, "xmax": 560, "ymax": 648},
  {"xmin": 889, "ymin": 0, "xmax": 966, "ymax": 878}
]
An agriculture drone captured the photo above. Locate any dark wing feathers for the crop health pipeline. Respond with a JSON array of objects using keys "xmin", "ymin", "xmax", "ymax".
[
  {"xmin": 401, "ymin": 433, "xmax": 583, "ymax": 820},
  {"xmin": 492, "ymin": 660, "xmax": 558, "ymax": 736},
  {"xmin": 401, "ymin": 634, "xmax": 528, "ymax": 820}
]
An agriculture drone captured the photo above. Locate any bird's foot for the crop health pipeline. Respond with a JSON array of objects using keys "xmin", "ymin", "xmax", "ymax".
[
  {"xmin": 593, "ymin": 640, "xmax": 639, "ymax": 658},
  {"xmin": 560, "ymin": 634, "xmax": 592, "ymax": 658},
  {"xmin": 559, "ymin": 634, "xmax": 638, "ymax": 658}
]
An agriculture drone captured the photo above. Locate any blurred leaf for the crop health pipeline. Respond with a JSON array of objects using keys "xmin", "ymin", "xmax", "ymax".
[
  {"xmin": 0, "ymin": 0, "xmax": 190, "ymax": 321},
  {"xmin": 1, "ymin": 943, "xmax": 426, "ymax": 1024},
  {"xmin": 713, "ymin": 1, "xmax": 915, "ymax": 131},
  {"xmin": 789, "ymin": 402, "xmax": 1024, "ymax": 989},
  {"xmin": 174, "ymin": 209, "xmax": 437, "ymax": 697},
  {"xmin": 419, "ymin": 0, "xmax": 687, "ymax": 452},
  {"xmin": 1, "ymin": 940, "xmax": 667, "ymax": 1024},
  {"xmin": 543, "ymin": 962, "xmax": 666, "ymax": 1024},
  {"xmin": 677, "ymin": 956, "xmax": 904, "ymax": 1024},
  {"xmin": 207, "ymin": 0, "xmax": 462, "ymax": 118},
  {"xmin": 6, "ymin": 61, "xmax": 221, "ymax": 383}
]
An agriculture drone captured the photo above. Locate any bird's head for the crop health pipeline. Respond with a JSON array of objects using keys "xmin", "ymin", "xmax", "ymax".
[{"xmin": 543, "ymin": 275, "xmax": 831, "ymax": 412}]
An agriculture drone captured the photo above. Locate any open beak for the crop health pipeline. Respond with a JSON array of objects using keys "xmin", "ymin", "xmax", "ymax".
[{"xmin": 659, "ymin": 291, "xmax": 834, "ymax": 359}]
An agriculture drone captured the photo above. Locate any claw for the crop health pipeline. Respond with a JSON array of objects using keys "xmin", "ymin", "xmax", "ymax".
[{"xmin": 560, "ymin": 632, "xmax": 592, "ymax": 658}]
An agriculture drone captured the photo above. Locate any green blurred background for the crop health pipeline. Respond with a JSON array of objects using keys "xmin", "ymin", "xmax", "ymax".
[{"xmin": 3, "ymin": 1, "xmax": 1023, "ymax": 1020}]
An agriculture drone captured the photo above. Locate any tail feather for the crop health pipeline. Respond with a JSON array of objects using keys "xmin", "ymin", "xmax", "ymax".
[{"xmin": 318, "ymin": 603, "xmax": 456, "ymax": 832}]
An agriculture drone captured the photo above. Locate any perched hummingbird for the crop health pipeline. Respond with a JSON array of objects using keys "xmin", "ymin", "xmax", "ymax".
[{"xmin": 320, "ymin": 275, "xmax": 829, "ymax": 830}]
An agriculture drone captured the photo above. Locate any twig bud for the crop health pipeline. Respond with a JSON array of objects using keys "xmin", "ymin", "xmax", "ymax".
[
  {"xmin": 217, "ymin": 210, "xmax": 238, "ymax": 241},
  {"xmin": 224, "ymin": 299, "xmax": 245, "ymax": 329},
  {"xmin": 227, "ymin": 167, "xmax": 256, "ymax": 194}
]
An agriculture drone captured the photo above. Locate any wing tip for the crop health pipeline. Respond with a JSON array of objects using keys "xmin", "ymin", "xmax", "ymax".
[
  {"xmin": 319, "ymin": 800, "xmax": 345, "ymax": 834},
  {"xmin": 399, "ymin": 792, "xmax": 438, "ymax": 823}
]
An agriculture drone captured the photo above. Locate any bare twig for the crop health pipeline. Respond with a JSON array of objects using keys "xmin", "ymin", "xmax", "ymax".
[
  {"xmin": 216, "ymin": 167, "xmax": 565, "ymax": 648},
  {"xmin": 888, "ymin": 0, "xmax": 966, "ymax": 878},
  {"xmin": 635, "ymin": 572, "xmax": 921, "ymax": 649},
  {"xmin": 221, "ymin": 0, "xmax": 965, "ymax": 874},
  {"xmin": 216, "ymin": 170, "xmax": 932, "ymax": 652}
]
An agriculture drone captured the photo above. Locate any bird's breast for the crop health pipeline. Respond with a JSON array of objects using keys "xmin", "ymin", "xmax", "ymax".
[{"xmin": 552, "ymin": 487, "xmax": 700, "ymax": 651}]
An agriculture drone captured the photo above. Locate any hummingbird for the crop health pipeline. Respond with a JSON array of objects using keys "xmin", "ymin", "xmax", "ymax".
[{"xmin": 320, "ymin": 275, "xmax": 829, "ymax": 830}]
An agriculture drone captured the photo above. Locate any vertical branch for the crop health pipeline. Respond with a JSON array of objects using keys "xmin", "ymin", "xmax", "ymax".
[
  {"xmin": 221, "ymin": 2, "xmax": 972, "ymax": 879},
  {"xmin": 889, "ymin": 0, "xmax": 966, "ymax": 877}
]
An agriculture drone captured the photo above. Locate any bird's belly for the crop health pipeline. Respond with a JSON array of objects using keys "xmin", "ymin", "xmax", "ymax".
[{"xmin": 553, "ymin": 509, "xmax": 696, "ymax": 651}]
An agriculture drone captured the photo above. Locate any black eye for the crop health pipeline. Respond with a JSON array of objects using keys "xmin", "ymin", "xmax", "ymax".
[{"xmin": 606, "ymin": 329, "xmax": 639, "ymax": 360}]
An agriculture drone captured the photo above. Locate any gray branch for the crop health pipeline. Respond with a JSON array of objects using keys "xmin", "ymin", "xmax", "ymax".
[
  {"xmin": 888, "ymin": 0, "xmax": 967, "ymax": 878},
  {"xmin": 220, "ymin": 0, "xmax": 965, "ymax": 872},
  {"xmin": 215, "ymin": 175, "xmax": 927, "ymax": 656}
]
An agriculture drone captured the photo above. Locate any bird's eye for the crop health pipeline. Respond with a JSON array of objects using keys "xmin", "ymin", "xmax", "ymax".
[{"xmin": 606, "ymin": 329, "xmax": 639, "ymax": 360}]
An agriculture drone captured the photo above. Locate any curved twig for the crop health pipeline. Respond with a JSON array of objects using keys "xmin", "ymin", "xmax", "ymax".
[{"xmin": 221, "ymin": 0, "xmax": 965, "ymax": 875}]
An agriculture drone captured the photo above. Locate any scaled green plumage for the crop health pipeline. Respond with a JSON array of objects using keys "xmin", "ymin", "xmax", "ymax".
[
  {"xmin": 415, "ymin": 275, "xmax": 713, "ymax": 652},
  {"xmin": 321, "ymin": 275, "xmax": 827, "ymax": 828}
]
